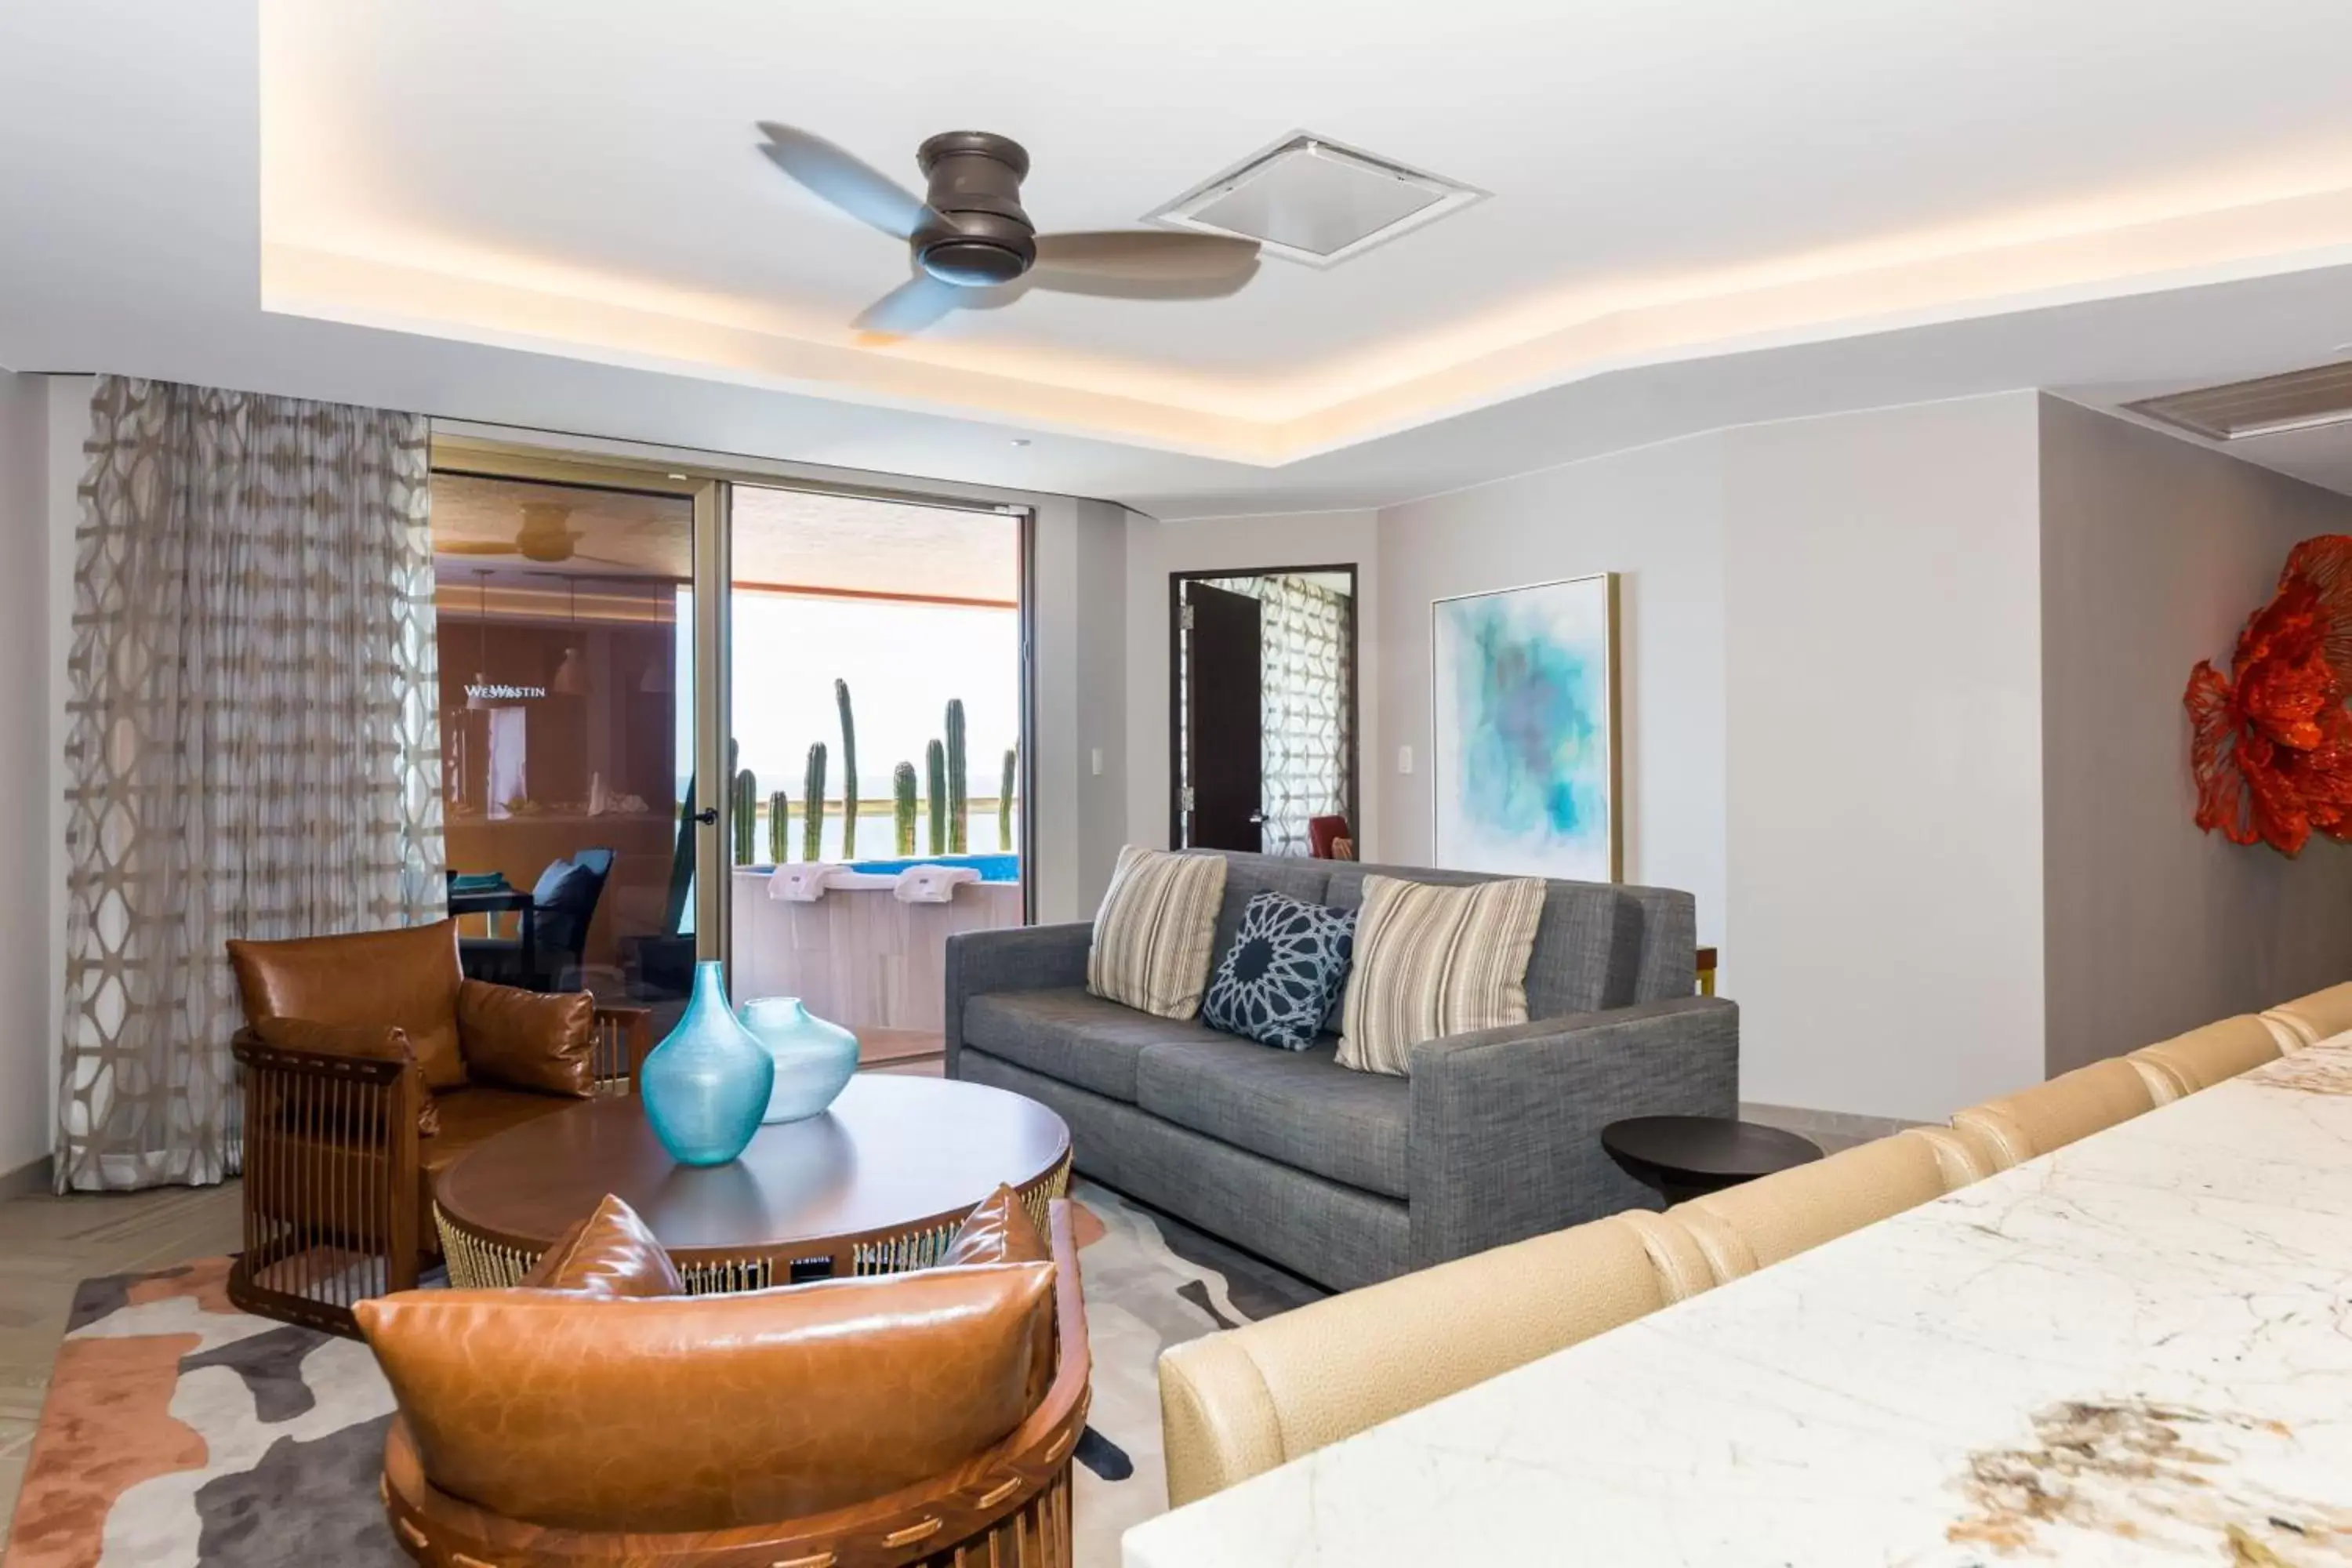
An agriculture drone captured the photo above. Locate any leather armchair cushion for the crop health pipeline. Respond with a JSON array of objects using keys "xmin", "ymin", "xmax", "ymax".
[
  {"xmin": 228, "ymin": 921, "xmax": 468, "ymax": 1090},
  {"xmin": 941, "ymin": 1182, "xmax": 1051, "ymax": 1265},
  {"xmin": 250, "ymin": 1018, "xmax": 439, "ymax": 1138},
  {"xmin": 354, "ymin": 1262, "xmax": 1057, "ymax": 1532},
  {"xmin": 520, "ymin": 1194, "xmax": 685, "ymax": 1298},
  {"xmin": 456, "ymin": 981, "xmax": 595, "ymax": 1098}
]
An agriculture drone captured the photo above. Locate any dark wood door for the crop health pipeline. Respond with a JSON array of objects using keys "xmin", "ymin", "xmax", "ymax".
[{"xmin": 1185, "ymin": 583, "xmax": 1264, "ymax": 850}]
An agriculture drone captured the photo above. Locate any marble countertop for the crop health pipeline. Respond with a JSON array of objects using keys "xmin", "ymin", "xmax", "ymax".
[{"xmin": 1124, "ymin": 1038, "xmax": 2352, "ymax": 1566}]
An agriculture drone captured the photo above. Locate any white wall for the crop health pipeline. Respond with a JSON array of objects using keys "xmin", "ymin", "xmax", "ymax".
[
  {"xmin": 2039, "ymin": 396, "xmax": 2352, "ymax": 1073},
  {"xmin": 1376, "ymin": 446, "xmax": 1726, "ymax": 952},
  {"xmin": 1123, "ymin": 509, "xmax": 1381, "ymax": 853},
  {"xmin": 1364, "ymin": 393, "xmax": 2047, "ymax": 1123},
  {"xmin": 0, "ymin": 372, "xmax": 53, "ymax": 1180},
  {"xmin": 1722, "ymin": 394, "xmax": 2047, "ymax": 1120}
]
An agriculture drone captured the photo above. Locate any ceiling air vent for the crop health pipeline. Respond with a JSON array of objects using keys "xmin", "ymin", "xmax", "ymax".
[
  {"xmin": 2128, "ymin": 360, "xmax": 2352, "ymax": 441},
  {"xmin": 1145, "ymin": 132, "xmax": 1485, "ymax": 268}
]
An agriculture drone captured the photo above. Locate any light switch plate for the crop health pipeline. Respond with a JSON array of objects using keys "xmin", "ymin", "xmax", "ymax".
[
  {"xmin": 1090, "ymin": 747, "xmax": 1104, "ymax": 777},
  {"xmin": 1397, "ymin": 745, "xmax": 1414, "ymax": 775}
]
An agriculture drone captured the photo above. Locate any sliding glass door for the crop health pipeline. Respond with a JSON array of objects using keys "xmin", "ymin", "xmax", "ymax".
[
  {"xmin": 429, "ymin": 447, "xmax": 1028, "ymax": 1055},
  {"xmin": 427, "ymin": 466, "xmax": 707, "ymax": 1026},
  {"xmin": 720, "ymin": 484, "xmax": 1026, "ymax": 1073}
]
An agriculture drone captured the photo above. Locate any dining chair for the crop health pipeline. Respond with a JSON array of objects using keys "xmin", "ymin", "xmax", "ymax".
[
  {"xmin": 1158, "ymin": 1210, "xmax": 1689, "ymax": 1508},
  {"xmin": 2126, "ymin": 1014, "xmax": 2281, "ymax": 1102},
  {"xmin": 1950, "ymin": 1057, "xmax": 2157, "ymax": 1171},
  {"xmin": 1664, "ymin": 1127, "xmax": 1984, "ymax": 1289},
  {"xmin": 2259, "ymin": 981, "xmax": 2352, "ymax": 1052}
]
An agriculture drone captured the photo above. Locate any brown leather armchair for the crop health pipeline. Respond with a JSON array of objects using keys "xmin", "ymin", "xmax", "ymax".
[
  {"xmin": 226, "ymin": 919, "xmax": 651, "ymax": 1334},
  {"xmin": 367, "ymin": 1194, "xmax": 1092, "ymax": 1568}
]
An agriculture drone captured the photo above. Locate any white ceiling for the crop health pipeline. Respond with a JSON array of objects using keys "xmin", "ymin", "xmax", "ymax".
[{"xmin": 7, "ymin": 0, "xmax": 2352, "ymax": 515}]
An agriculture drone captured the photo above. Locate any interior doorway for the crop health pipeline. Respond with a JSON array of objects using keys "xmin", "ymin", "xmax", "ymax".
[{"xmin": 1171, "ymin": 565, "xmax": 1359, "ymax": 858}]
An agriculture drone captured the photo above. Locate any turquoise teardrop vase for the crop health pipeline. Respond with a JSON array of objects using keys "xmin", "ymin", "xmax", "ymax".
[
  {"xmin": 738, "ymin": 996, "xmax": 859, "ymax": 1123},
  {"xmin": 640, "ymin": 962, "xmax": 775, "ymax": 1166}
]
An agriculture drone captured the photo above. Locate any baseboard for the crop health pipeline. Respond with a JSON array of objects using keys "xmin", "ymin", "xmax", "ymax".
[
  {"xmin": 1740, "ymin": 1102, "xmax": 1922, "ymax": 1147},
  {"xmin": 0, "ymin": 1154, "xmax": 53, "ymax": 1201}
]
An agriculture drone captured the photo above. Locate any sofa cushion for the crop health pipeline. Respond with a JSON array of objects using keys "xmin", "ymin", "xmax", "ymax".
[
  {"xmin": 1202, "ymin": 891, "xmax": 1356, "ymax": 1051},
  {"xmin": 964, "ymin": 988, "xmax": 1230, "ymax": 1104},
  {"xmin": 520, "ymin": 1193, "xmax": 685, "ymax": 1298},
  {"xmin": 228, "ymin": 920, "xmax": 470, "ymax": 1091},
  {"xmin": 1135, "ymin": 1034, "xmax": 1410, "ymax": 1200},
  {"xmin": 1330, "ymin": 865, "xmax": 1621, "ymax": 1019},
  {"xmin": 1087, "ymin": 846, "xmax": 1229, "ymax": 1020},
  {"xmin": 457, "ymin": 981, "xmax": 596, "ymax": 1098},
  {"xmin": 1338, "ymin": 874, "xmax": 1546, "ymax": 1076}
]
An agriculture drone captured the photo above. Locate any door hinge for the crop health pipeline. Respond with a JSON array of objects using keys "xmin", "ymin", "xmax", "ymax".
[
  {"xmin": 1179, "ymin": 602, "xmax": 1195, "ymax": 632},
  {"xmin": 1180, "ymin": 785, "xmax": 1196, "ymax": 813}
]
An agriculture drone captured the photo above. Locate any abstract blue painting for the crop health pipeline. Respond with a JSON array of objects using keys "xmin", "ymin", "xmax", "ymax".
[{"xmin": 1431, "ymin": 574, "xmax": 1619, "ymax": 882}]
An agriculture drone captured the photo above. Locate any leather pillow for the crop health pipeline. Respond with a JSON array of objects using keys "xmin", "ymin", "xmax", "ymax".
[
  {"xmin": 941, "ymin": 1182, "xmax": 1051, "ymax": 1266},
  {"xmin": 519, "ymin": 1194, "xmax": 684, "ymax": 1298},
  {"xmin": 354, "ymin": 1263, "xmax": 1056, "ymax": 1532},
  {"xmin": 251, "ymin": 1018, "xmax": 438, "ymax": 1138},
  {"xmin": 227, "ymin": 921, "xmax": 468, "ymax": 1090},
  {"xmin": 456, "ymin": 982, "xmax": 595, "ymax": 1098}
]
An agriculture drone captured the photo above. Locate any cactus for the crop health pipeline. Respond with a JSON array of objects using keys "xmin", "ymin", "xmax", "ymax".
[
  {"xmin": 999, "ymin": 743, "xmax": 1018, "ymax": 852},
  {"xmin": 926, "ymin": 739, "xmax": 948, "ymax": 856},
  {"xmin": 835, "ymin": 679, "xmax": 858, "ymax": 861},
  {"xmin": 802, "ymin": 742, "xmax": 828, "ymax": 864},
  {"xmin": 944, "ymin": 699, "xmax": 967, "ymax": 854},
  {"xmin": 768, "ymin": 789, "xmax": 790, "ymax": 865},
  {"xmin": 730, "ymin": 767, "xmax": 757, "ymax": 866},
  {"xmin": 893, "ymin": 761, "xmax": 918, "ymax": 855}
]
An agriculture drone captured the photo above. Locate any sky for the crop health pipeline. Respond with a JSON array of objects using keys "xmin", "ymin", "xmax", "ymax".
[{"xmin": 674, "ymin": 589, "xmax": 1022, "ymax": 803}]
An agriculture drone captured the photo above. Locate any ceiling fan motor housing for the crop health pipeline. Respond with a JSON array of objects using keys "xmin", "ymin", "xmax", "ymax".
[{"xmin": 915, "ymin": 131, "xmax": 1036, "ymax": 286}]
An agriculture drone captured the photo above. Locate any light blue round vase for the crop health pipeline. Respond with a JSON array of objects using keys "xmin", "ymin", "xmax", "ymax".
[
  {"xmin": 738, "ymin": 996, "xmax": 859, "ymax": 1123},
  {"xmin": 640, "ymin": 961, "xmax": 775, "ymax": 1166}
]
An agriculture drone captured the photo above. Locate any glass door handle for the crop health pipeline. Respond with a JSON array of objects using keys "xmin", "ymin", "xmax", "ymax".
[{"xmin": 692, "ymin": 807, "xmax": 719, "ymax": 826}]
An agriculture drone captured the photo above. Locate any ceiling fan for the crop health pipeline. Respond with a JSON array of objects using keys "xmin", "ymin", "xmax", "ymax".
[
  {"xmin": 437, "ymin": 503, "xmax": 633, "ymax": 567},
  {"xmin": 757, "ymin": 124, "xmax": 1262, "ymax": 339}
]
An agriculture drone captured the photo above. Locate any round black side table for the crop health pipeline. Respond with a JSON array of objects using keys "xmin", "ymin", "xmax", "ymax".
[{"xmin": 1601, "ymin": 1116, "xmax": 1822, "ymax": 1205}]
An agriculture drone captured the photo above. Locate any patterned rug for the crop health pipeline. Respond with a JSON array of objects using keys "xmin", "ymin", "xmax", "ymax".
[{"xmin": 2, "ymin": 1180, "xmax": 1319, "ymax": 1568}]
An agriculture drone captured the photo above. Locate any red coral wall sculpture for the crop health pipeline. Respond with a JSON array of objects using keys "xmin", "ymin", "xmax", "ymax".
[{"xmin": 2186, "ymin": 535, "xmax": 2352, "ymax": 855}]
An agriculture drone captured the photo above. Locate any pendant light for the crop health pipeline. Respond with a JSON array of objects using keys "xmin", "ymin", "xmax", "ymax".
[
  {"xmin": 550, "ymin": 574, "xmax": 586, "ymax": 696},
  {"xmin": 465, "ymin": 569, "xmax": 495, "ymax": 711}
]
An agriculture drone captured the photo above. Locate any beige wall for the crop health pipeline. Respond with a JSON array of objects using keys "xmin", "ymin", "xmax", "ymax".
[
  {"xmin": 2039, "ymin": 395, "xmax": 2352, "ymax": 1073},
  {"xmin": 0, "ymin": 372, "xmax": 50, "ymax": 1181},
  {"xmin": 1123, "ymin": 509, "xmax": 1380, "ymax": 855}
]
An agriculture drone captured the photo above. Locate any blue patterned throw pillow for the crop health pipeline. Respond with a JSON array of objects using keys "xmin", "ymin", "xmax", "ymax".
[{"xmin": 1200, "ymin": 891, "xmax": 1356, "ymax": 1050}]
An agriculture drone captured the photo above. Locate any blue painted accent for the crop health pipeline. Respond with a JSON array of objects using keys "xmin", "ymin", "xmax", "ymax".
[
  {"xmin": 639, "ymin": 961, "xmax": 774, "ymax": 1166},
  {"xmin": 738, "ymin": 996, "xmax": 859, "ymax": 1123},
  {"xmin": 839, "ymin": 851, "xmax": 1022, "ymax": 882}
]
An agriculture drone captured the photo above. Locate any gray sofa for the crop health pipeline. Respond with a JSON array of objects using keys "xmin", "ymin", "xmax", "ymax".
[{"xmin": 944, "ymin": 851, "xmax": 1738, "ymax": 1291}]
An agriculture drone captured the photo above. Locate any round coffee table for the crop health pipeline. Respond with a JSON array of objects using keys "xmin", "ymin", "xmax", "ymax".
[
  {"xmin": 433, "ymin": 1075, "xmax": 1072, "ymax": 1293},
  {"xmin": 1601, "ymin": 1115, "xmax": 1822, "ymax": 1205}
]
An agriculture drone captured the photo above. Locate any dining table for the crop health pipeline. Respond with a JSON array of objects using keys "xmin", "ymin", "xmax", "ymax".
[{"xmin": 1123, "ymin": 1034, "xmax": 2352, "ymax": 1566}]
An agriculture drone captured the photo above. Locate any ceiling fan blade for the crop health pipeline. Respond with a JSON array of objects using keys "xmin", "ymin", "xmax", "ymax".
[
  {"xmin": 1022, "ymin": 266, "xmax": 1258, "ymax": 303},
  {"xmin": 756, "ymin": 122, "xmax": 936, "ymax": 241},
  {"xmin": 437, "ymin": 541, "xmax": 519, "ymax": 556},
  {"xmin": 1031, "ymin": 230, "xmax": 1261, "ymax": 283},
  {"xmin": 851, "ymin": 274, "xmax": 971, "ymax": 341}
]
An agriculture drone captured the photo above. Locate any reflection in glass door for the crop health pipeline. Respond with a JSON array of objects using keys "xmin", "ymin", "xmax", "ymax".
[
  {"xmin": 427, "ymin": 470, "xmax": 704, "ymax": 1030},
  {"xmin": 720, "ymin": 485, "xmax": 1026, "ymax": 1076}
]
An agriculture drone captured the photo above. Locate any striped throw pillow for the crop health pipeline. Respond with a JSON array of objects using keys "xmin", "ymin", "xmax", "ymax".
[
  {"xmin": 1338, "ymin": 875, "xmax": 1547, "ymax": 1075},
  {"xmin": 1087, "ymin": 847, "xmax": 1229, "ymax": 1020}
]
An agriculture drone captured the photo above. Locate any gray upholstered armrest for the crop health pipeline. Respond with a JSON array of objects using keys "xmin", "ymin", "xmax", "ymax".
[
  {"xmin": 942, "ymin": 922, "xmax": 1094, "ymax": 1078},
  {"xmin": 1405, "ymin": 996, "xmax": 1739, "ymax": 1268}
]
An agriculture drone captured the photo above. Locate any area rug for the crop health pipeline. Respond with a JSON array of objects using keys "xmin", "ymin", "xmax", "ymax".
[{"xmin": 2, "ymin": 1180, "xmax": 1318, "ymax": 1568}]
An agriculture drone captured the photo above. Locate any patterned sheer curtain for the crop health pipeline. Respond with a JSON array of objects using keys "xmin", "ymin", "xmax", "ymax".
[
  {"xmin": 1204, "ymin": 574, "xmax": 1354, "ymax": 855},
  {"xmin": 56, "ymin": 378, "xmax": 446, "ymax": 1192}
]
